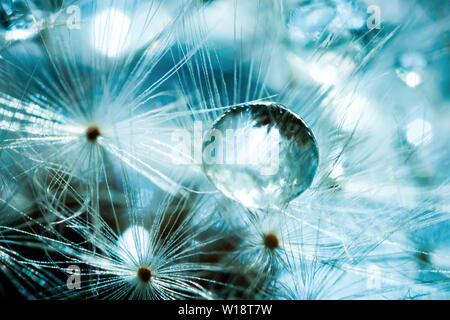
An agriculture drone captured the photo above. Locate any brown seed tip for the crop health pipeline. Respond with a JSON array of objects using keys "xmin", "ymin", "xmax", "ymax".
[
  {"xmin": 137, "ymin": 267, "xmax": 152, "ymax": 283},
  {"xmin": 264, "ymin": 233, "xmax": 279, "ymax": 250},
  {"xmin": 86, "ymin": 125, "xmax": 101, "ymax": 142}
]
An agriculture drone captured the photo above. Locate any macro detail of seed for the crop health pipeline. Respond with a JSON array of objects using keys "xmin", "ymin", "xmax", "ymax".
[
  {"xmin": 264, "ymin": 233, "xmax": 279, "ymax": 250},
  {"xmin": 137, "ymin": 267, "xmax": 152, "ymax": 283},
  {"xmin": 86, "ymin": 125, "xmax": 101, "ymax": 142}
]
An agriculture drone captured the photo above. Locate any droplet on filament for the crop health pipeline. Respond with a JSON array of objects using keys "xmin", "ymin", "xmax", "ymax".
[{"xmin": 202, "ymin": 102, "xmax": 319, "ymax": 210}]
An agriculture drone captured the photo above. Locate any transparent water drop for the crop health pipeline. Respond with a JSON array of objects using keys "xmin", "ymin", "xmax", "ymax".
[{"xmin": 202, "ymin": 102, "xmax": 319, "ymax": 210}]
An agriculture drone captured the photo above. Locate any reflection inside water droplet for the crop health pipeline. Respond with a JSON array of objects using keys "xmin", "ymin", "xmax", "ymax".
[{"xmin": 202, "ymin": 102, "xmax": 319, "ymax": 210}]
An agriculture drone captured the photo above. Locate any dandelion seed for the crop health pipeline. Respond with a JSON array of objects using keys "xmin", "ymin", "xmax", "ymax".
[
  {"xmin": 0, "ymin": 1, "xmax": 206, "ymax": 200},
  {"xmin": 26, "ymin": 188, "xmax": 230, "ymax": 300}
]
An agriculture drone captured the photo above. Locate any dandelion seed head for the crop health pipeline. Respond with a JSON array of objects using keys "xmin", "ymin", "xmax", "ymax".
[{"xmin": 0, "ymin": 0, "xmax": 449, "ymax": 300}]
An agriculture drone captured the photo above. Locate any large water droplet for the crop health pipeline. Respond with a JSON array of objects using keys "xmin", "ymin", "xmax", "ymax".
[{"xmin": 202, "ymin": 102, "xmax": 319, "ymax": 210}]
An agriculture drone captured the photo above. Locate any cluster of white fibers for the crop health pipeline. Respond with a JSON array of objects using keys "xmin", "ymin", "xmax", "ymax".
[{"xmin": 0, "ymin": 0, "xmax": 448, "ymax": 300}]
